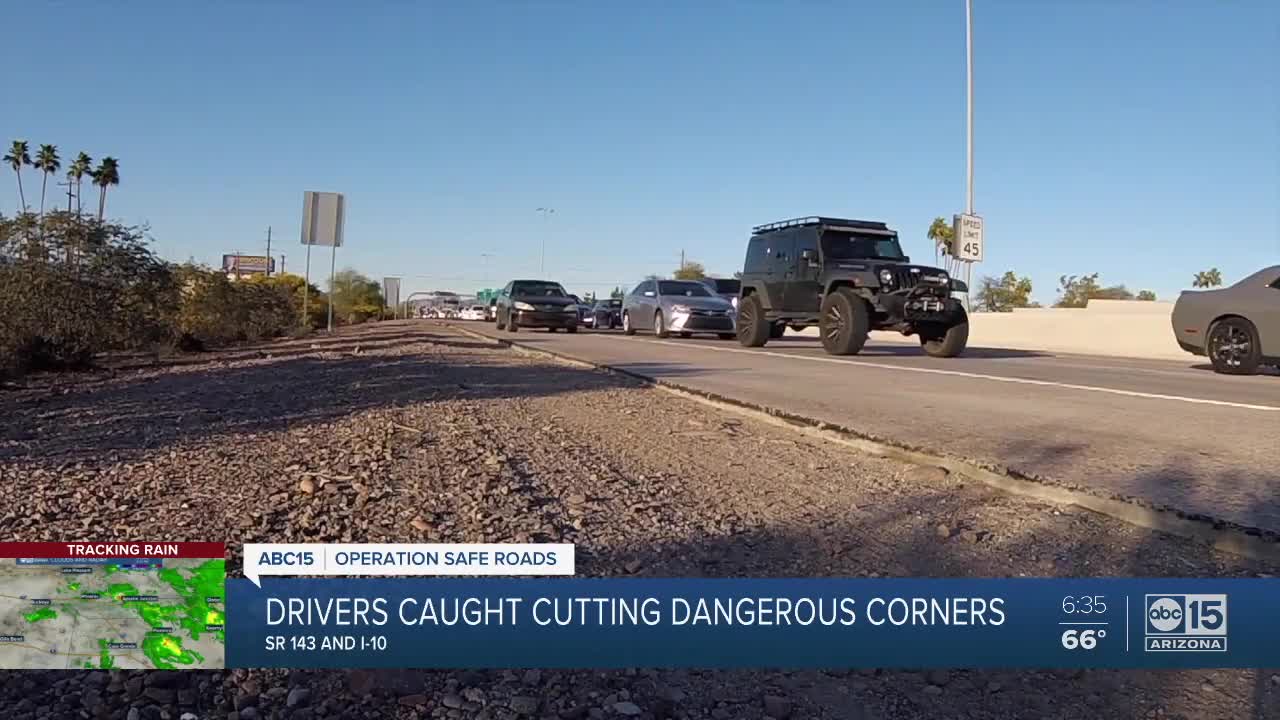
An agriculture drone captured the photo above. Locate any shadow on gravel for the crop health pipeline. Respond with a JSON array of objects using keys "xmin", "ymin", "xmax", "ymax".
[
  {"xmin": 101, "ymin": 328, "xmax": 439, "ymax": 371},
  {"xmin": 1, "ymin": 332, "xmax": 687, "ymax": 466}
]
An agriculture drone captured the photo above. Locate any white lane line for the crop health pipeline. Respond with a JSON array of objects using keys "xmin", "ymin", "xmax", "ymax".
[{"xmin": 598, "ymin": 335, "xmax": 1280, "ymax": 413}]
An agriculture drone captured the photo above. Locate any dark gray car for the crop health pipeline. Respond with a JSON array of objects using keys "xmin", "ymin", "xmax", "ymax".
[
  {"xmin": 1171, "ymin": 265, "xmax": 1280, "ymax": 374},
  {"xmin": 621, "ymin": 279, "xmax": 736, "ymax": 339}
]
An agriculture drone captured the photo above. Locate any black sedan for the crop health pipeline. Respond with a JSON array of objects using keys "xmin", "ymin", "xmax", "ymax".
[
  {"xmin": 591, "ymin": 299, "xmax": 623, "ymax": 329},
  {"xmin": 495, "ymin": 280, "xmax": 579, "ymax": 333}
]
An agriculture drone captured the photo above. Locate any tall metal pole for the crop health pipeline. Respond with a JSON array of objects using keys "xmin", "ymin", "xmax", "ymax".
[
  {"xmin": 303, "ymin": 244, "xmax": 312, "ymax": 327},
  {"xmin": 327, "ymin": 244, "xmax": 337, "ymax": 332},
  {"xmin": 965, "ymin": 0, "xmax": 975, "ymax": 217},
  {"xmin": 265, "ymin": 226, "xmax": 272, "ymax": 277},
  {"xmin": 963, "ymin": 0, "xmax": 975, "ymax": 302}
]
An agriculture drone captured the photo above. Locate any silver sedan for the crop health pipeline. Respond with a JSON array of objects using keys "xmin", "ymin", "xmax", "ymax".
[{"xmin": 621, "ymin": 279, "xmax": 737, "ymax": 339}]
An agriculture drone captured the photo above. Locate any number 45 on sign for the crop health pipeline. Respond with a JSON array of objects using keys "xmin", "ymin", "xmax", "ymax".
[{"xmin": 952, "ymin": 213, "xmax": 984, "ymax": 262}]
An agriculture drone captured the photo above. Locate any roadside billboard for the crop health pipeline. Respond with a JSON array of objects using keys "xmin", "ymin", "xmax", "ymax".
[{"xmin": 222, "ymin": 254, "xmax": 275, "ymax": 276}]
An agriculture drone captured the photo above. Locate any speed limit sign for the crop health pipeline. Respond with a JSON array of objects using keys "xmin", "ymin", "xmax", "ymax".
[{"xmin": 952, "ymin": 213, "xmax": 984, "ymax": 262}]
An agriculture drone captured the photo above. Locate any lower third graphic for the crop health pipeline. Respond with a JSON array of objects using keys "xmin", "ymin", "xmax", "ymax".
[{"xmin": 1144, "ymin": 594, "xmax": 1227, "ymax": 652}]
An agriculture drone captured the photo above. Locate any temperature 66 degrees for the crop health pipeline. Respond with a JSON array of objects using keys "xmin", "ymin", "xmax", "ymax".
[
  {"xmin": 1062, "ymin": 596, "xmax": 1107, "ymax": 614},
  {"xmin": 1062, "ymin": 628, "xmax": 1106, "ymax": 650}
]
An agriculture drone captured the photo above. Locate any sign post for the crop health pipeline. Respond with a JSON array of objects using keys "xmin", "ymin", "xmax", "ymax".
[{"xmin": 301, "ymin": 192, "xmax": 346, "ymax": 332}]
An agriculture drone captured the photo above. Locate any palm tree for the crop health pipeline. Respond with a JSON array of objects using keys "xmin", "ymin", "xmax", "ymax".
[
  {"xmin": 3, "ymin": 140, "xmax": 32, "ymax": 212},
  {"xmin": 91, "ymin": 157, "xmax": 120, "ymax": 220},
  {"xmin": 927, "ymin": 216, "xmax": 955, "ymax": 273},
  {"xmin": 1192, "ymin": 268, "xmax": 1223, "ymax": 289},
  {"xmin": 67, "ymin": 152, "xmax": 92, "ymax": 214},
  {"xmin": 33, "ymin": 144, "xmax": 60, "ymax": 218}
]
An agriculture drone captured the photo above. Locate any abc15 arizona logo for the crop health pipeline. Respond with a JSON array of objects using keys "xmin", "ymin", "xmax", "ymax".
[{"xmin": 1144, "ymin": 594, "xmax": 1227, "ymax": 652}]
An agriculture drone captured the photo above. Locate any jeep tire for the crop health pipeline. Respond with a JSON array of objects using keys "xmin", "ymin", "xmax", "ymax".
[
  {"xmin": 736, "ymin": 294, "xmax": 770, "ymax": 347},
  {"xmin": 919, "ymin": 309, "xmax": 969, "ymax": 358},
  {"xmin": 819, "ymin": 288, "xmax": 870, "ymax": 355},
  {"xmin": 769, "ymin": 324, "xmax": 786, "ymax": 339}
]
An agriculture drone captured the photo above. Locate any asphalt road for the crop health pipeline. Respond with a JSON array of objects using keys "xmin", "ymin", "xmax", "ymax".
[{"xmin": 455, "ymin": 321, "xmax": 1280, "ymax": 534}]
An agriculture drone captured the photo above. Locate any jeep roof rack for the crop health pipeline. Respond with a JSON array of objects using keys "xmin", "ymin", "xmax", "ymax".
[{"xmin": 751, "ymin": 216, "xmax": 892, "ymax": 235}]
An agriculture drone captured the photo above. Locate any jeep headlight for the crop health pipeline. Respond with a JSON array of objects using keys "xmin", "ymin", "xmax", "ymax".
[
  {"xmin": 514, "ymin": 301, "xmax": 535, "ymax": 311},
  {"xmin": 731, "ymin": 296, "xmax": 739, "ymax": 309},
  {"xmin": 878, "ymin": 269, "xmax": 894, "ymax": 286}
]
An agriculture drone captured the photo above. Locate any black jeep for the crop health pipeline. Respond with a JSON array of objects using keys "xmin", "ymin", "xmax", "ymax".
[{"xmin": 735, "ymin": 216, "xmax": 970, "ymax": 357}]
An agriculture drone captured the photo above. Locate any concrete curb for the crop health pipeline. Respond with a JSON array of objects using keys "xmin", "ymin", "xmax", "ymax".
[{"xmin": 444, "ymin": 322, "xmax": 1280, "ymax": 564}]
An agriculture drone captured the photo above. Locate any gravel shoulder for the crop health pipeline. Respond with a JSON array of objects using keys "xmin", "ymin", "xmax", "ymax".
[{"xmin": 1, "ymin": 320, "xmax": 1277, "ymax": 720}]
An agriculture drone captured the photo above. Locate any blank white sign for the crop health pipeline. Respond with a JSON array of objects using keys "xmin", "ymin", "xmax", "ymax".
[{"xmin": 301, "ymin": 191, "xmax": 345, "ymax": 247}]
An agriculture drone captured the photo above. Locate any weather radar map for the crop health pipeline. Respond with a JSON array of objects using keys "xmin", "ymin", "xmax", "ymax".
[{"xmin": 0, "ymin": 543, "xmax": 225, "ymax": 669}]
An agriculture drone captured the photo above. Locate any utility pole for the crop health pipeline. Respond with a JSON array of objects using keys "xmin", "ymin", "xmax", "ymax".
[
  {"xmin": 265, "ymin": 226, "xmax": 272, "ymax": 277},
  {"xmin": 680, "ymin": 249, "xmax": 685, "ymax": 273},
  {"xmin": 536, "ymin": 207, "xmax": 555, "ymax": 276},
  {"xmin": 58, "ymin": 179, "xmax": 74, "ymax": 213},
  {"xmin": 280, "ymin": 254, "xmax": 286, "ymax": 274}
]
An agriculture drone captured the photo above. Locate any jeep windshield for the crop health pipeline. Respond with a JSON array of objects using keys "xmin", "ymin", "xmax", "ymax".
[
  {"xmin": 511, "ymin": 281, "xmax": 568, "ymax": 297},
  {"xmin": 821, "ymin": 231, "xmax": 907, "ymax": 261},
  {"xmin": 704, "ymin": 278, "xmax": 741, "ymax": 295}
]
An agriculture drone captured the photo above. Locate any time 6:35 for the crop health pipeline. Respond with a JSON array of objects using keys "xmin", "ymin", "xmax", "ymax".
[{"xmin": 1062, "ymin": 596, "xmax": 1107, "ymax": 614}]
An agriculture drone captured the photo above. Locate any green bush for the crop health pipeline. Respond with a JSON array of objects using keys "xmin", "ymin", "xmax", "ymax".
[
  {"xmin": 0, "ymin": 212, "xmax": 311, "ymax": 376},
  {"xmin": 0, "ymin": 213, "xmax": 177, "ymax": 374},
  {"xmin": 329, "ymin": 268, "xmax": 384, "ymax": 325},
  {"xmin": 172, "ymin": 268, "xmax": 303, "ymax": 347}
]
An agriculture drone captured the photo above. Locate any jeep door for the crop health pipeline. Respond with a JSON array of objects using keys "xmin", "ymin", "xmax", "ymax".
[
  {"xmin": 763, "ymin": 228, "xmax": 797, "ymax": 311},
  {"xmin": 786, "ymin": 228, "xmax": 823, "ymax": 313}
]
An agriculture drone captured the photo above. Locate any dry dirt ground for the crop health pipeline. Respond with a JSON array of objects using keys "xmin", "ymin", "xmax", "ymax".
[{"xmin": 0, "ymin": 320, "xmax": 1277, "ymax": 720}]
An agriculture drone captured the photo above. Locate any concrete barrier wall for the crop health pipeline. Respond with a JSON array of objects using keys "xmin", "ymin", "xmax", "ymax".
[{"xmin": 799, "ymin": 300, "xmax": 1189, "ymax": 361}]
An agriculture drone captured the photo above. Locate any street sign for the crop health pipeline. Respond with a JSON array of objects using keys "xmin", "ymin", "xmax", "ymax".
[
  {"xmin": 952, "ymin": 213, "xmax": 984, "ymax": 262},
  {"xmin": 383, "ymin": 277, "xmax": 401, "ymax": 313},
  {"xmin": 301, "ymin": 191, "xmax": 345, "ymax": 247}
]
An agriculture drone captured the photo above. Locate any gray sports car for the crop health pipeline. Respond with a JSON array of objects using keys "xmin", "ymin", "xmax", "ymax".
[{"xmin": 1171, "ymin": 265, "xmax": 1280, "ymax": 374}]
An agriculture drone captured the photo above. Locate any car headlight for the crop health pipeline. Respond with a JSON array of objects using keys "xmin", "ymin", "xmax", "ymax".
[
  {"xmin": 731, "ymin": 297, "xmax": 739, "ymax": 309},
  {"xmin": 563, "ymin": 304, "xmax": 578, "ymax": 312},
  {"xmin": 879, "ymin": 269, "xmax": 894, "ymax": 286},
  {"xmin": 514, "ymin": 301, "xmax": 535, "ymax": 311},
  {"xmin": 670, "ymin": 304, "xmax": 691, "ymax": 313}
]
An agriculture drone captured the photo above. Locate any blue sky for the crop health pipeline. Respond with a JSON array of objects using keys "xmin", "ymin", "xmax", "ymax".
[{"xmin": 4, "ymin": 1, "xmax": 1277, "ymax": 303}]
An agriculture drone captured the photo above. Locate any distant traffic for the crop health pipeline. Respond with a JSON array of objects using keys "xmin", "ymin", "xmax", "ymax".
[{"xmin": 428, "ymin": 217, "xmax": 1278, "ymax": 374}]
